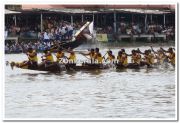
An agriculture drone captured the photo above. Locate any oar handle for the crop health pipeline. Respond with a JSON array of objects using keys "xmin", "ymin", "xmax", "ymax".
[
  {"xmin": 102, "ymin": 52, "xmax": 108, "ymax": 59},
  {"xmin": 150, "ymin": 46, "xmax": 156, "ymax": 53}
]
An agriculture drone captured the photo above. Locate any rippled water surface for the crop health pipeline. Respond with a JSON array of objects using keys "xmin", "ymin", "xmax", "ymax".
[{"xmin": 5, "ymin": 46, "xmax": 176, "ymax": 119}]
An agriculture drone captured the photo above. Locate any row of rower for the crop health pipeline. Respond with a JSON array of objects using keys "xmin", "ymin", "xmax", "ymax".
[{"xmin": 24, "ymin": 46, "xmax": 175, "ymax": 68}]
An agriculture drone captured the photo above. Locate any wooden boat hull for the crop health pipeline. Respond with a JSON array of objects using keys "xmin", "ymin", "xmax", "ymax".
[
  {"xmin": 115, "ymin": 63, "xmax": 140, "ymax": 69},
  {"xmin": 9, "ymin": 61, "xmax": 174, "ymax": 73},
  {"xmin": 65, "ymin": 63, "xmax": 109, "ymax": 71},
  {"xmin": 60, "ymin": 38, "xmax": 86, "ymax": 49},
  {"xmin": 15, "ymin": 63, "xmax": 109, "ymax": 72},
  {"xmin": 115, "ymin": 62, "xmax": 153, "ymax": 69},
  {"xmin": 37, "ymin": 63, "xmax": 64, "ymax": 72}
]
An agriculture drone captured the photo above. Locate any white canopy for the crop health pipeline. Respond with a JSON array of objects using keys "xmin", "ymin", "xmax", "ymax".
[{"xmin": 5, "ymin": 9, "xmax": 21, "ymax": 14}]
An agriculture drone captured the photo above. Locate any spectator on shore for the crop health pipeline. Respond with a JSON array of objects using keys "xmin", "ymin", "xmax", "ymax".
[{"xmin": 43, "ymin": 31, "xmax": 50, "ymax": 43}]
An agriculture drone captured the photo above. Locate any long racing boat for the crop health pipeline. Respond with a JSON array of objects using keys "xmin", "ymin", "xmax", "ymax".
[{"xmin": 7, "ymin": 61, "xmax": 173, "ymax": 73}]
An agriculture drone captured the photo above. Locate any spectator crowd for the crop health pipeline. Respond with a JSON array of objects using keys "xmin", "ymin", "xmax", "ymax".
[
  {"xmin": 5, "ymin": 40, "xmax": 60, "ymax": 54},
  {"xmin": 5, "ymin": 14, "xmax": 175, "ymax": 53},
  {"xmin": 96, "ymin": 21, "xmax": 175, "ymax": 40}
]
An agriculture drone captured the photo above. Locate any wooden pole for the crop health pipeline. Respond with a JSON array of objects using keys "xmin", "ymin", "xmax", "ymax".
[
  {"xmin": 71, "ymin": 15, "xmax": 73, "ymax": 25},
  {"xmin": 14, "ymin": 15, "xmax": 17, "ymax": 26},
  {"xmin": 96, "ymin": 14, "xmax": 98, "ymax": 26},
  {"xmin": 132, "ymin": 13, "xmax": 133, "ymax": 24},
  {"xmin": 81, "ymin": 14, "xmax": 84, "ymax": 22},
  {"xmin": 40, "ymin": 13, "xmax": 43, "ymax": 32},
  {"xmin": 150, "ymin": 14, "xmax": 152, "ymax": 23},
  {"xmin": 113, "ymin": 11, "xmax": 117, "ymax": 33},
  {"xmin": 163, "ymin": 14, "xmax": 166, "ymax": 27},
  {"xmin": 144, "ymin": 14, "xmax": 147, "ymax": 33}
]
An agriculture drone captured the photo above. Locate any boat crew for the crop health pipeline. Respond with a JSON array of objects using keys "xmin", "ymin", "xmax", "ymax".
[
  {"xmin": 94, "ymin": 48, "xmax": 103, "ymax": 64},
  {"xmin": 131, "ymin": 50, "xmax": 141, "ymax": 65},
  {"xmin": 121, "ymin": 49, "xmax": 126, "ymax": 54},
  {"xmin": 81, "ymin": 48, "xmax": 96, "ymax": 63},
  {"xmin": 67, "ymin": 48, "xmax": 76, "ymax": 64},
  {"xmin": 156, "ymin": 50, "xmax": 168, "ymax": 64},
  {"xmin": 142, "ymin": 49, "xmax": 155, "ymax": 66},
  {"xmin": 160, "ymin": 47, "xmax": 175, "ymax": 65},
  {"xmin": 41, "ymin": 49, "xmax": 54, "ymax": 64},
  {"xmin": 10, "ymin": 61, "xmax": 29, "ymax": 69},
  {"xmin": 147, "ymin": 50, "xmax": 155, "ymax": 65},
  {"xmin": 151, "ymin": 47, "xmax": 167, "ymax": 65},
  {"xmin": 121, "ymin": 49, "xmax": 128, "ymax": 66},
  {"xmin": 106, "ymin": 50, "xmax": 115, "ymax": 63},
  {"xmin": 26, "ymin": 48, "xmax": 38, "ymax": 68},
  {"xmin": 117, "ymin": 51, "xmax": 122, "ymax": 64},
  {"xmin": 137, "ymin": 48, "xmax": 156, "ymax": 67},
  {"xmin": 117, "ymin": 51, "xmax": 128, "ymax": 66},
  {"xmin": 56, "ymin": 47, "xmax": 65, "ymax": 62},
  {"xmin": 161, "ymin": 47, "xmax": 175, "ymax": 66},
  {"xmin": 10, "ymin": 48, "xmax": 38, "ymax": 69},
  {"xmin": 167, "ymin": 48, "xmax": 175, "ymax": 66}
]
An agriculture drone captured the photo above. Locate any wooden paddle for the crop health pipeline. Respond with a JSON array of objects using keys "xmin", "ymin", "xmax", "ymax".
[
  {"xmin": 102, "ymin": 50, "xmax": 109, "ymax": 60},
  {"xmin": 80, "ymin": 53, "xmax": 91, "ymax": 60},
  {"xmin": 150, "ymin": 46, "xmax": 157, "ymax": 54}
]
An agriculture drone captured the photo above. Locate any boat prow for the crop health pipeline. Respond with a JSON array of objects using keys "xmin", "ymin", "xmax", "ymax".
[{"xmin": 59, "ymin": 21, "xmax": 93, "ymax": 49}]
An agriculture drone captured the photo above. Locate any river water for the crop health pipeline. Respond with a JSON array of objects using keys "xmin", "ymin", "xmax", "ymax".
[{"xmin": 5, "ymin": 45, "xmax": 176, "ymax": 119}]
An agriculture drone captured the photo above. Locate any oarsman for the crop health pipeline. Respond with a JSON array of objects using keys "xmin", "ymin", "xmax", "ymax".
[
  {"xmin": 151, "ymin": 46, "xmax": 168, "ymax": 65},
  {"xmin": 117, "ymin": 50, "xmax": 128, "ymax": 67},
  {"xmin": 117, "ymin": 51, "xmax": 122, "ymax": 64},
  {"xmin": 137, "ymin": 48, "xmax": 155, "ymax": 66},
  {"xmin": 26, "ymin": 47, "xmax": 38, "ymax": 69},
  {"xmin": 10, "ymin": 61, "xmax": 28, "ymax": 69},
  {"xmin": 67, "ymin": 47, "xmax": 76, "ymax": 64},
  {"xmin": 94, "ymin": 48, "xmax": 103, "ymax": 64},
  {"xmin": 56, "ymin": 47, "xmax": 65, "ymax": 63},
  {"xmin": 161, "ymin": 47, "xmax": 175, "ymax": 66},
  {"xmin": 41, "ymin": 49, "xmax": 54, "ymax": 64},
  {"xmin": 106, "ymin": 50, "xmax": 115, "ymax": 63},
  {"xmin": 121, "ymin": 49, "xmax": 128, "ymax": 66},
  {"xmin": 147, "ymin": 49, "xmax": 155, "ymax": 65},
  {"xmin": 10, "ymin": 47, "xmax": 38, "ymax": 69},
  {"xmin": 131, "ymin": 49, "xmax": 141, "ymax": 65},
  {"xmin": 81, "ymin": 48, "xmax": 96, "ymax": 63}
]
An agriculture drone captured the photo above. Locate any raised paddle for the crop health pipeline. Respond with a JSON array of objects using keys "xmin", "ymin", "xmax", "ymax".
[
  {"xmin": 102, "ymin": 50, "xmax": 110, "ymax": 60},
  {"xmin": 160, "ymin": 47, "xmax": 168, "ymax": 53},
  {"xmin": 150, "ymin": 46, "xmax": 157, "ymax": 54}
]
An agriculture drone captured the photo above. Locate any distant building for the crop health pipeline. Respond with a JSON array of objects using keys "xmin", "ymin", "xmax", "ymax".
[{"xmin": 5, "ymin": 5, "xmax": 22, "ymax": 11}]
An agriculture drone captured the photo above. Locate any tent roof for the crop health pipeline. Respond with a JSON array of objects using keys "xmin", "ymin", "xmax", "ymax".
[
  {"xmin": 29, "ymin": 8, "xmax": 173, "ymax": 14},
  {"xmin": 5, "ymin": 9, "xmax": 21, "ymax": 14}
]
